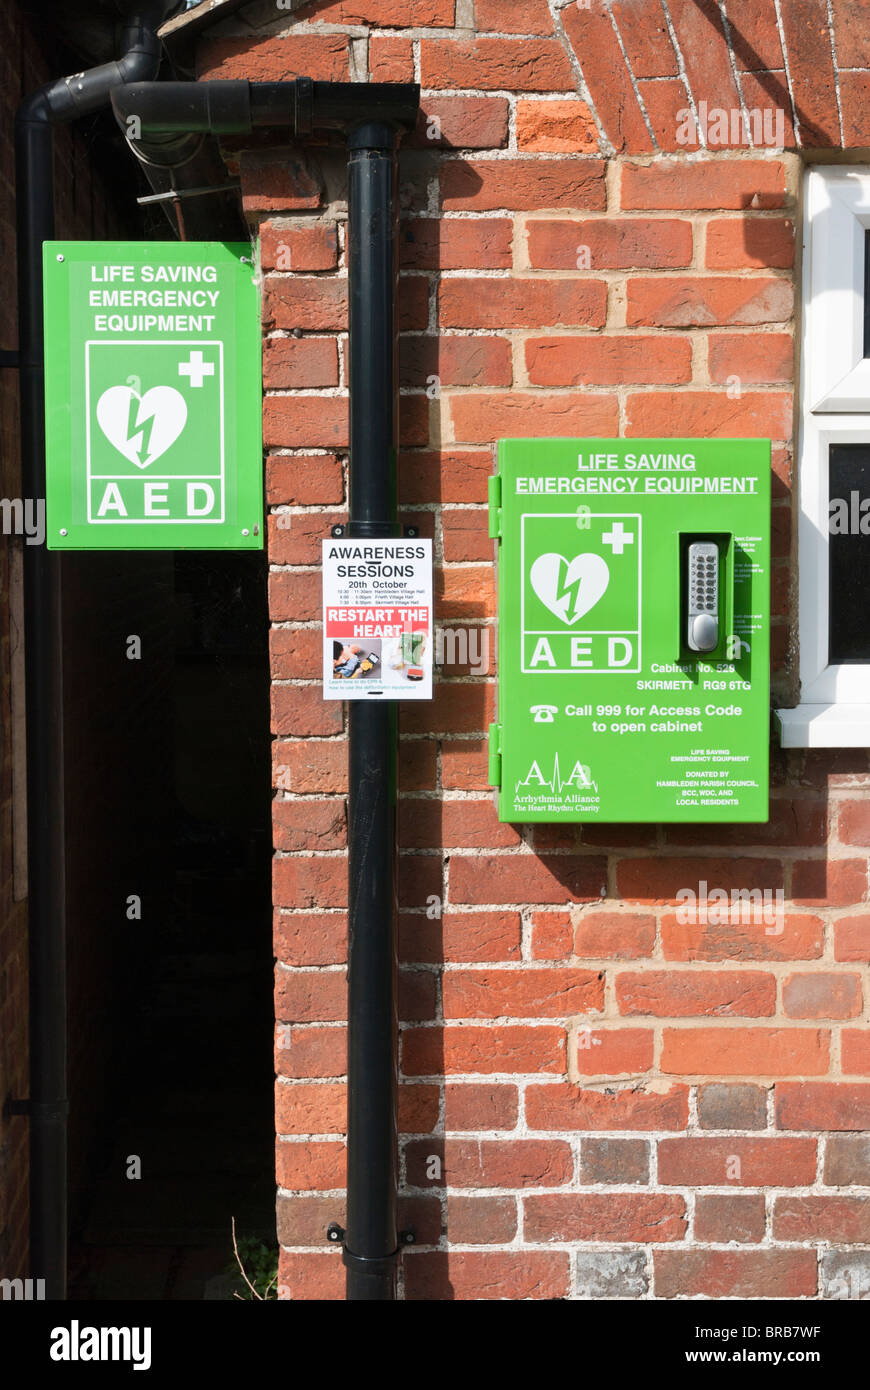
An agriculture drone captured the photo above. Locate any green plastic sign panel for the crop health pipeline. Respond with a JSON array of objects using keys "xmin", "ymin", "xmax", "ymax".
[
  {"xmin": 489, "ymin": 439, "xmax": 771, "ymax": 823},
  {"xmin": 43, "ymin": 241, "xmax": 262, "ymax": 550}
]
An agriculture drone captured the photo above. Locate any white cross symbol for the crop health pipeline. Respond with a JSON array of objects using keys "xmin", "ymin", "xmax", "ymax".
[
  {"xmin": 602, "ymin": 521, "xmax": 635, "ymax": 555},
  {"xmin": 178, "ymin": 350, "xmax": 215, "ymax": 388}
]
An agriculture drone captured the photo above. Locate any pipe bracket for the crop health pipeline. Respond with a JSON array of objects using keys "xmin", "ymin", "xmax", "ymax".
[{"xmin": 341, "ymin": 1246, "xmax": 401, "ymax": 1277}]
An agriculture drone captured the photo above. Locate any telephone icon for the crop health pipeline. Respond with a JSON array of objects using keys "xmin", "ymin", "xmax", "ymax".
[{"xmin": 530, "ymin": 704, "xmax": 558, "ymax": 724}]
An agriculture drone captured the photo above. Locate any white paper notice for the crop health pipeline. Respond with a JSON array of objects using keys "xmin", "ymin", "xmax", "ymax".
[{"xmin": 322, "ymin": 537, "xmax": 433, "ymax": 700}]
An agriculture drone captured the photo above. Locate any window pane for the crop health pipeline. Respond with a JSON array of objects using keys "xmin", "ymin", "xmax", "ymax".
[{"xmin": 829, "ymin": 444, "xmax": 870, "ymax": 662}]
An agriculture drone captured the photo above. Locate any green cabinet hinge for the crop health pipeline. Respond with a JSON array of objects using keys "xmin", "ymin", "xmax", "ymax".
[
  {"xmin": 488, "ymin": 472, "xmax": 502, "ymax": 540},
  {"xmin": 488, "ymin": 721, "xmax": 502, "ymax": 788}
]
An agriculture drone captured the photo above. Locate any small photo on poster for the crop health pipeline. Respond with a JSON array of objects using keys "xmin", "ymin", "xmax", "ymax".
[{"xmin": 331, "ymin": 639, "xmax": 381, "ymax": 681}]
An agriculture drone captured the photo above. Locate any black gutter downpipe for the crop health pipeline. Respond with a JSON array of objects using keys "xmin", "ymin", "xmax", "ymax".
[
  {"xmin": 109, "ymin": 77, "xmax": 419, "ymax": 1302},
  {"xmin": 344, "ymin": 121, "xmax": 401, "ymax": 1301},
  {"xmin": 15, "ymin": 1, "xmax": 176, "ymax": 1300},
  {"xmin": 14, "ymin": 83, "xmax": 66, "ymax": 1309}
]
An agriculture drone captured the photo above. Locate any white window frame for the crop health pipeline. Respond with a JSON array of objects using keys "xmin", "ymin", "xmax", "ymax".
[{"xmin": 778, "ymin": 166, "xmax": 870, "ymax": 747}]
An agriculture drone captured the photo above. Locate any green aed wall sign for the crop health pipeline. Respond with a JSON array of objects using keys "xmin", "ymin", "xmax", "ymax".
[
  {"xmin": 490, "ymin": 438, "xmax": 771, "ymax": 823},
  {"xmin": 43, "ymin": 241, "xmax": 262, "ymax": 550}
]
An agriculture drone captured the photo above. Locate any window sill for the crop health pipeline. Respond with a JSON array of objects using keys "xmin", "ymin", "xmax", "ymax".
[{"xmin": 776, "ymin": 704, "xmax": 870, "ymax": 748}]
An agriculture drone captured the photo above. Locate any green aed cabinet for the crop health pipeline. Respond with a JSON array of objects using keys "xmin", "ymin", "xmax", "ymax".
[{"xmin": 489, "ymin": 438, "xmax": 771, "ymax": 823}]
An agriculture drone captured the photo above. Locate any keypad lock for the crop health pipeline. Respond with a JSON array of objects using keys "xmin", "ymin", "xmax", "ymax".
[{"xmin": 687, "ymin": 540, "xmax": 720, "ymax": 652}]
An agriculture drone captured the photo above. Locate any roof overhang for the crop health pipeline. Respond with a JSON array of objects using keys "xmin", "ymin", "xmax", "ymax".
[{"xmin": 159, "ymin": 0, "xmax": 258, "ymax": 41}]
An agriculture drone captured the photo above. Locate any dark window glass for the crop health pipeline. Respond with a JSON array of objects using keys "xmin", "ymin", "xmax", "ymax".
[
  {"xmin": 864, "ymin": 230, "xmax": 870, "ymax": 358},
  {"xmin": 829, "ymin": 444, "xmax": 870, "ymax": 662}
]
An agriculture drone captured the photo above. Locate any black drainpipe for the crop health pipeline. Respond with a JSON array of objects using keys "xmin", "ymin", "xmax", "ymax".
[
  {"xmin": 344, "ymin": 121, "xmax": 402, "ymax": 1300},
  {"xmin": 13, "ymin": 1, "xmax": 178, "ymax": 1299},
  {"xmin": 109, "ymin": 78, "xmax": 419, "ymax": 1301}
]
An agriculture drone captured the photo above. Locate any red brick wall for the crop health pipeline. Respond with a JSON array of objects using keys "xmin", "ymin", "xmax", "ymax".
[{"xmin": 197, "ymin": 1, "xmax": 870, "ymax": 1299}]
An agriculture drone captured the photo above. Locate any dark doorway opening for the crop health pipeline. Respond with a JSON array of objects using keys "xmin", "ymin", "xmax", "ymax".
[{"xmin": 66, "ymin": 543, "xmax": 273, "ymax": 1300}]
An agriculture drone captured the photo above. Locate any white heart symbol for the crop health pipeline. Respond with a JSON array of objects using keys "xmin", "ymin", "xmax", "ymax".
[
  {"xmin": 530, "ymin": 552, "xmax": 610, "ymax": 624},
  {"xmin": 96, "ymin": 384, "xmax": 188, "ymax": 469}
]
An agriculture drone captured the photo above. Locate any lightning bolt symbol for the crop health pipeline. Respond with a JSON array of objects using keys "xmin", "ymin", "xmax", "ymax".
[
  {"xmin": 555, "ymin": 562, "xmax": 583, "ymax": 621},
  {"xmin": 125, "ymin": 394, "xmax": 157, "ymax": 467},
  {"xmin": 136, "ymin": 408, "xmax": 156, "ymax": 466}
]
